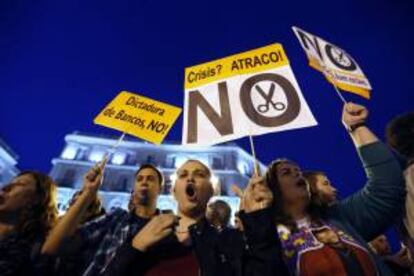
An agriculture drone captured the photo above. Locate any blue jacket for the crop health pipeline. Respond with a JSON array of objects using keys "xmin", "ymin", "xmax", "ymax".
[{"xmin": 325, "ymin": 141, "xmax": 406, "ymax": 275}]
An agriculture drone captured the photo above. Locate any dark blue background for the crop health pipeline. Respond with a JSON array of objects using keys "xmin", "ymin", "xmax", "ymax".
[{"xmin": 1, "ymin": 0, "xmax": 413, "ymax": 237}]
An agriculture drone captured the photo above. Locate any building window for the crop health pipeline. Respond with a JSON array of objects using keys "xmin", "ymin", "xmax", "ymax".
[
  {"xmin": 89, "ymin": 150, "xmax": 105, "ymax": 163},
  {"xmin": 76, "ymin": 148, "xmax": 89, "ymax": 161},
  {"xmin": 60, "ymin": 169, "xmax": 77, "ymax": 188},
  {"xmin": 237, "ymin": 161, "xmax": 249, "ymax": 176},
  {"xmin": 126, "ymin": 154, "xmax": 138, "ymax": 166},
  {"xmin": 212, "ymin": 156, "xmax": 223, "ymax": 170},
  {"xmin": 114, "ymin": 175, "xmax": 131, "ymax": 192},
  {"xmin": 146, "ymin": 155, "xmax": 156, "ymax": 165},
  {"xmin": 165, "ymin": 155, "xmax": 176, "ymax": 168},
  {"xmin": 111, "ymin": 152, "xmax": 127, "ymax": 165},
  {"xmin": 61, "ymin": 145, "xmax": 78, "ymax": 160}
]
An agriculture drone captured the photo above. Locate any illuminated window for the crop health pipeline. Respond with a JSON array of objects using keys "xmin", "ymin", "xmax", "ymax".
[
  {"xmin": 211, "ymin": 174, "xmax": 221, "ymax": 195},
  {"xmin": 61, "ymin": 145, "xmax": 78, "ymax": 160},
  {"xmin": 170, "ymin": 173, "xmax": 177, "ymax": 183},
  {"xmin": 89, "ymin": 150, "xmax": 105, "ymax": 163},
  {"xmin": 111, "ymin": 152, "xmax": 127, "ymax": 165},
  {"xmin": 237, "ymin": 161, "xmax": 248, "ymax": 175}
]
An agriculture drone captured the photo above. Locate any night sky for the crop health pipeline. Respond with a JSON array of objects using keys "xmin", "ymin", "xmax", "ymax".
[{"xmin": 1, "ymin": 0, "xmax": 413, "ymax": 203}]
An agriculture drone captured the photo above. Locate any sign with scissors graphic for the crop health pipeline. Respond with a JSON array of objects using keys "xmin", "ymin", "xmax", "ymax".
[
  {"xmin": 183, "ymin": 43, "xmax": 317, "ymax": 146},
  {"xmin": 292, "ymin": 26, "xmax": 372, "ymax": 99},
  {"xmin": 256, "ymin": 83, "xmax": 286, "ymax": 113}
]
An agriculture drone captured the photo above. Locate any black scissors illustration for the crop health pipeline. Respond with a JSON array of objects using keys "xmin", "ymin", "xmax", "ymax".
[
  {"xmin": 255, "ymin": 83, "xmax": 286, "ymax": 113},
  {"xmin": 331, "ymin": 48, "xmax": 352, "ymax": 67}
]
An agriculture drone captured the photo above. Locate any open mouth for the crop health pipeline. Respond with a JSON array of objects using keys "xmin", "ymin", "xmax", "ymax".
[
  {"xmin": 296, "ymin": 178, "xmax": 308, "ymax": 189},
  {"xmin": 138, "ymin": 189, "xmax": 149, "ymax": 205},
  {"xmin": 185, "ymin": 182, "xmax": 197, "ymax": 201},
  {"xmin": 140, "ymin": 188, "xmax": 149, "ymax": 196}
]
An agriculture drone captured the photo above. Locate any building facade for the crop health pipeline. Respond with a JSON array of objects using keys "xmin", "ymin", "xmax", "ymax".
[
  {"xmin": 0, "ymin": 138, "xmax": 19, "ymax": 187},
  {"xmin": 50, "ymin": 132, "xmax": 266, "ymax": 216}
]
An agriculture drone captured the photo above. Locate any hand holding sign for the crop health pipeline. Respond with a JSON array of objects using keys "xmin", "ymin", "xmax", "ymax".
[
  {"xmin": 390, "ymin": 247, "xmax": 413, "ymax": 268},
  {"xmin": 232, "ymin": 175, "xmax": 273, "ymax": 214},
  {"xmin": 231, "ymin": 184, "xmax": 245, "ymax": 211},
  {"xmin": 83, "ymin": 156, "xmax": 108, "ymax": 194},
  {"xmin": 342, "ymin": 102, "xmax": 368, "ymax": 130}
]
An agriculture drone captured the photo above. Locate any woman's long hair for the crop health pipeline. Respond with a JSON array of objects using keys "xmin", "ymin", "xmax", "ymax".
[
  {"xmin": 67, "ymin": 190, "xmax": 105, "ymax": 224},
  {"xmin": 15, "ymin": 171, "xmax": 58, "ymax": 241},
  {"xmin": 265, "ymin": 159, "xmax": 325, "ymax": 232}
]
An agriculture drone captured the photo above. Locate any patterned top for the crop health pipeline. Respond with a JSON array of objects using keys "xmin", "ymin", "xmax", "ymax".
[
  {"xmin": 277, "ymin": 220, "xmax": 376, "ymax": 275},
  {"xmin": 79, "ymin": 208, "xmax": 151, "ymax": 276}
]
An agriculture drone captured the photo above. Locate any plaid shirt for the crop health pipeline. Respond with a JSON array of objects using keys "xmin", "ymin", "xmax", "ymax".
[{"xmin": 79, "ymin": 208, "xmax": 151, "ymax": 276}]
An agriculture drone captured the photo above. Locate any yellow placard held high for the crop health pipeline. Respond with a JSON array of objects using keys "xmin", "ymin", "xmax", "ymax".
[{"xmin": 94, "ymin": 91, "xmax": 182, "ymax": 144}]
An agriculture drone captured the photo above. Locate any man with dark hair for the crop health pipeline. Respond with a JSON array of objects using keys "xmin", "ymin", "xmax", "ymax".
[
  {"xmin": 206, "ymin": 199, "xmax": 232, "ymax": 230},
  {"xmin": 386, "ymin": 112, "xmax": 414, "ymax": 160},
  {"xmin": 128, "ymin": 164, "xmax": 164, "ymax": 211},
  {"xmin": 41, "ymin": 162, "xmax": 164, "ymax": 275},
  {"xmin": 134, "ymin": 164, "xmax": 164, "ymax": 187},
  {"xmin": 386, "ymin": 112, "xmax": 414, "ymax": 236},
  {"xmin": 386, "ymin": 112, "xmax": 414, "ymax": 274}
]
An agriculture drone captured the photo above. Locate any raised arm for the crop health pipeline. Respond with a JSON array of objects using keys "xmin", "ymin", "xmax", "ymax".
[
  {"xmin": 239, "ymin": 175, "xmax": 289, "ymax": 276},
  {"xmin": 337, "ymin": 103, "xmax": 406, "ymax": 240},
  {"xmin": 41, "ymin": 158, "xmax": 106, "ymax": 255},
  {"xmin": 342, "ymin": 102, "xmax": 378, "ymax": 147}
]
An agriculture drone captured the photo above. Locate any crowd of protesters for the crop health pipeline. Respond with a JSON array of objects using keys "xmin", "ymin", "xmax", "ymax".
[{"xmin": 0, "ymin": 102, "xmax": 413, "ymax": 275}]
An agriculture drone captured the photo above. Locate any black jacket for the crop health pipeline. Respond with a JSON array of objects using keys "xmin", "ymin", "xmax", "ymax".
[{"xmin": 104, "ymin": 208, "xmax": 288, "ymax": 276}]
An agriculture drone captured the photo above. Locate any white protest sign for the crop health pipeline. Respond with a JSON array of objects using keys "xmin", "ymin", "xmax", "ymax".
[
  {"xmin": 292, "ymin": 26, "xmax": 372, "ymax": 99},
  {"xmin": 183, "ymin": 43, "xmax": 317, "ymax": 146}
]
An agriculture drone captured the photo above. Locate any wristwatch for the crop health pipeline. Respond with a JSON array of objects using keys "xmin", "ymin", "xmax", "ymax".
[{"xmin": 348, "ymin": 122, "xmax": 366, "ymax": 133}]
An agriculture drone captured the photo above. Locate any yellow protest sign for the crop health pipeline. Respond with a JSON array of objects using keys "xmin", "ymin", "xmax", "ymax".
[
  {"xmin": 94, "ymin": 91, "xmax": 182, "ymax": 144},
  {"xmin": 184, "ymin": 43, "xmax": 289, "ymax": 89}
]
